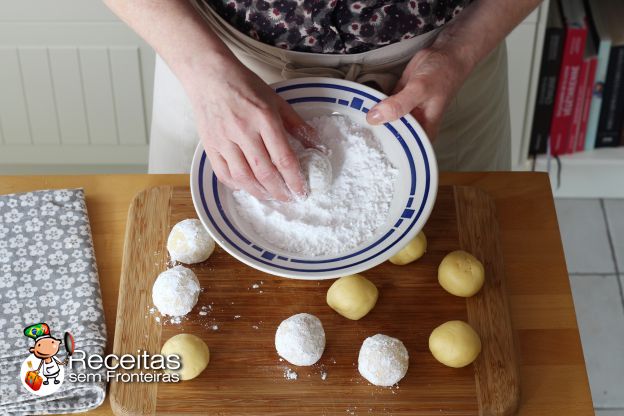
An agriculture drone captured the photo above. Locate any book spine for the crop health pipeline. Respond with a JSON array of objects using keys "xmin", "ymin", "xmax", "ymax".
[
  {"xmin": 577, "ymin": 58, "xmax": 597, "ymax": 151},
  {"xmin": 596, "ymin": 46, "xmax": 624, "ymax": 147},
  {"xmin": 585, "ymin": 39, "xmax": 612, "ymax": 150},
  {"xmin": 529, "ymin": 27, "xmax": 566, "ymax": 155},
  {"xmin": 568, "ymin": 59, "xmax": 589, "ymax": 154},
  {"xmin": 550, "ymin": 27, "xmax": 587, "ymax": 155}
]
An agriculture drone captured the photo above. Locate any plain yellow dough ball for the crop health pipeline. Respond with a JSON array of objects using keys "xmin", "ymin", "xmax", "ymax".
[
  {"xmin": 438, "ymin": 250, "xmax": 485, "ymax": 297},
  {"xmin": 389, "ymin": 231, "xmax": 427, "ymax": 265},
  {"xmin": 326, "ymin": 274, "xmax": 378, "ymax": 320},
  {"xmin": 429, "ymin": 320, "xmax": 481, "ymax": 368},
  {"xmin": 161, "ymin": 334, "xmax": 210, "ymax": 381}
]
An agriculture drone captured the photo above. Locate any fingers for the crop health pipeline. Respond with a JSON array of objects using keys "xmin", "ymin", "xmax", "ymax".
[
  {"xmin": 204, "ymin": 148, "xmax": 236, "ymax": 189},
  {"xmin": 260, "ymin": 115, "xmax": 308, "ymax": 198},
  {"xmin": 409, "ymin": 99, "xmax": 445, "ymax": 140},
  {"xmin": 278, "ymin": 99, "xmax": 320, "ymax": 149},
  {"xmin": 239, "ymin": 136, "xmax": 292, "ymax": 202},
  {"xmin": 219, "ymin": 144, "xmax": 270, "ymax": 200},
  {"xmin": 367, "ymin": 82, "xmax": 425, "ymax": 125}
]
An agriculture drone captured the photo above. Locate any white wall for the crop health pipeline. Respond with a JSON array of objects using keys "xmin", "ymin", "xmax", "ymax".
[
  {"xmin": 0, "ymin": 0, "xmax": 546, "ymax": 173},
  {"xmin": 0, "ymin": 0, "xmax": 154, "ymax": 170}
]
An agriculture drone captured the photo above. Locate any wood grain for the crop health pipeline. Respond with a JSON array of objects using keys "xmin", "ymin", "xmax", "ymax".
[
  {"xmin": 455, "ymin": 187, "xmax": 519, "ymax": 416},
  {"xmin": 110, "ymin": 185, "xmax": 519, "ymax": 415},
  {"xmin": 0, "ymin": 172, "xmax": 593, "ymax": 416},
  {"xmin": 109, "ymin": 187, "xmax": 171, "ymax": 416}
]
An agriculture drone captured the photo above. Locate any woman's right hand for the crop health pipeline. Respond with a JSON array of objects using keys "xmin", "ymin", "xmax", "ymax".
[{"xmin": 184, "ymin": 56, "xmax": 312, "ymax": 202}]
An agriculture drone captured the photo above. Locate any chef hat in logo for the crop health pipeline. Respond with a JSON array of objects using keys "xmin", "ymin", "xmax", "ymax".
[{"xmin": 23, "ymin": 323, "xmax": 52, "ymax": 341}]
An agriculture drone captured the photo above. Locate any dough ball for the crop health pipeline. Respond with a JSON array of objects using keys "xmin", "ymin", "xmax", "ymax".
[
  {"xmin": 161, "ymin": 333, "xmax": 210, "ymax": 381},
  {"xmin": 167, "ymin": 219, "xmax": 215, "ymax": 264},
  {"xmin": 152, "ymin": 265, "xmax": 200, "ymax": 317},
  {"xmin": 438, "ymin": 250, "xmax": 485, "ymax": 297},
  {"xmin": 326, "ymin": 274, "xmax": 378, "ymax": 320},
  {"xmin": 389, "ymin": 231, "xmax": 427, "ymax": 265},
  {"xmin": 275, "ymin": 313, "xmax": 325, "ymax": 366},
  {"xmin": 358, "ymin": 334, "xmax": 409, "ymax": 387},
  {"xmin": 299, "ymin": 149, "xmax": 333, "ymax": 194},
  {"xmin": 428, "ymin": 320, "xmax": 481, "ymax": 368}
]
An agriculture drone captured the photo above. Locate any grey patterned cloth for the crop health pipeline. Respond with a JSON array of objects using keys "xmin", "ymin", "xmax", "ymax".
[{"xmin": 0, "ymin": 189, "xmax": 107, "ymax": 415}]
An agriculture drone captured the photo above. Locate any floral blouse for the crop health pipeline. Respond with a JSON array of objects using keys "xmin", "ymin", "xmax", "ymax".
[{"xmin": 206, "ymin": 0, "xmax": 471, "ymax": 54}]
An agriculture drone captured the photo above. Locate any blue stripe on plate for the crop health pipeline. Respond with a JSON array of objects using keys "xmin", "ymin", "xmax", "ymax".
[
  {"xmin": 350, "ymin": 97, "xmax": 363, "ymax": 110},
  {"xmin": 262, "ymin": 251, "xmax": 276, "ymax": 260},
  {"xmin": 287, "ymin": 97, "xmax": 336, "ymax": 104}
]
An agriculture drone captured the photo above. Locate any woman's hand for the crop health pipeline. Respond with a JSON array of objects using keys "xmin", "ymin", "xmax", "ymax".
[
  {"xmin": 366, "ymin": 46, "xmax": 472, "ymax": 139},
  {"xmin": 186, "ymin": 57, "xmax": 313, "ymax": 202}
]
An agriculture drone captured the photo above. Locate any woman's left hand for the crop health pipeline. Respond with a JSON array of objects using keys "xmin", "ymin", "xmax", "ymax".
[{"xmin": 366, "ymin": 46, "xmax": 473, "ymax": 140}]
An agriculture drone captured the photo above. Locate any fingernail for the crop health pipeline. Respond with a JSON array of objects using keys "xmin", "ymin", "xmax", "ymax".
[{"xmin": 368, "ymin": 108, "xmax": 383, "ymax": 124}]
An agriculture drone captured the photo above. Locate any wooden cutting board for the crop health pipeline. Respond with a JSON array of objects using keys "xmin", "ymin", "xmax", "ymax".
[{"xmin": 110, "ymin": 185, "xmax": 519, "ymax": 416}]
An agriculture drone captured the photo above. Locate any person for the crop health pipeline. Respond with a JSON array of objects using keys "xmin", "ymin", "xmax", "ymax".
[
  {"xmin": 24, "ymin": 323, "xmax": 67, "ymax": 385},
  {"xmin": 104, "ymin": 0, "xmax": 542, "ymax": 201}
]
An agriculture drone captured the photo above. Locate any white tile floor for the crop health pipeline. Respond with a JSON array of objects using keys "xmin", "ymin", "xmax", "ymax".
[{"xmin": 555, "ymin": 199, "xmax": 624, "ymax": 414}]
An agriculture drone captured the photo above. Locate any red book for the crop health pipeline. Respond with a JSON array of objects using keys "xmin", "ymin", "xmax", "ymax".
[
  {"xmin": 576, "ymin": 57, "xmax": 597, "ymax": 151},
  {"xmin": 567, "ymin": 59, "xmax": 589, "ymax": 154},
  {"xmin": 549, "ymin": 0, "xmax": 588, "ymax": 156}
]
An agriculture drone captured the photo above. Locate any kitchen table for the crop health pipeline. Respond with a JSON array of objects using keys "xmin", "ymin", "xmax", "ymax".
[{"xmin": 0, "ymin": 173, "xmax": 594, "ymax": 415}]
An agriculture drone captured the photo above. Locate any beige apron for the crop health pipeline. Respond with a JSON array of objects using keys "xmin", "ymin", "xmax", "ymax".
[{"xmin": 148, "ymin": 2, "xmax": 511, "ymax": 173}]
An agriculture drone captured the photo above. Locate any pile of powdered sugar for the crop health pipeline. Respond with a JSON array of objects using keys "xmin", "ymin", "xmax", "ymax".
[{"xmin": 232, "ymin": 114, "xmax": 398, "ymax": 256}]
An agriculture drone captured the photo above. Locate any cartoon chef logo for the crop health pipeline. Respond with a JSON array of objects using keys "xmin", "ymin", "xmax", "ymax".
[{"xmin": 19, "ymin": 323, "xmax": 75, "ymax": 396}]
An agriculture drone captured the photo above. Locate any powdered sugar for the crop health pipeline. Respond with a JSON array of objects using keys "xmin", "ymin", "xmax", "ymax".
[
  {"xmin": 358, "ymin": 334, "xmax": 409, "ymax": 387},
  {"xmin": 151, "ymin": 265, "xmax": 200, "ymax": 317},
  {"xmin": 275, "ymin": 313, "xmax": 326, "ymax": 366},
  {"xmin": 232, "ymin": 114, "xmax": 398, "ymax": 257}
]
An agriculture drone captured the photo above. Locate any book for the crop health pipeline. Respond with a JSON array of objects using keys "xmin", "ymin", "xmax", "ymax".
[
  {"xmin": 569, "ymin": 33, "xmax": 598, "ymax": 153},
  {"xmin": 577, "ymin": 57, "xmax": 598, "ymax": 151},
  {"xmin": 595, "ymin": 1, "xmax": 624, "ymax": 147},
  {"xmin": 583, "ymin": 0, "xmax": 613, "ymax": 150},
  {"xmin": 549, "ymin": 0, "xmax": 588, "ymax": 156},
  {"xmin": 528, "ymin": 0, "xmax": 565, "ymax": 156},
  {"xmin": 568, "ymin": 58, "xmax": 589, "ymax": 153}
]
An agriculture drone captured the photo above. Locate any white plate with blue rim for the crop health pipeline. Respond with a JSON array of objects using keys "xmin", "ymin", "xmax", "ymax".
[{"xmin": 190, "ymin": 77, "xmax": 438, "ymax": 280}]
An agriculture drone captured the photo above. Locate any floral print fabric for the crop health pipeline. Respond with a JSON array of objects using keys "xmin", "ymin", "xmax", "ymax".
[
  {"xmin": 0, "ymin": 189, "xmax": 107, "ymax": 414},
  {"xmin": 206, "ymin": 0, "xmax": 470, "ymax": 53}
]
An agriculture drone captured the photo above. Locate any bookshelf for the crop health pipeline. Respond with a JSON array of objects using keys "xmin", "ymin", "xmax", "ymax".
[
  {"xmin": 513, "ymin": 0, "xmax": 624, "ymax": 198},
  {"xmin": 529, "ymin": 148, "xmax": 624, "ymax": 198}
]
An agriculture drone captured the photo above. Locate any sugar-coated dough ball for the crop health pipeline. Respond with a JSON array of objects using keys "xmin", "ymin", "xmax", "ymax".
[
  {"xmin": 429, "ymin": 320, "xmax": 481, "ymax": 368},
  {"xmin": 299, "ymin": 149, "xmax": 333, "ymax": 194},
  {"xmin": 358, "ymin": 334, "xmax": 409, "ymax": 387},
  {"xmin": 167, "ymin": 219, "xmax": 215, "ymax": 264},
  {"xmin": 152, "ymin": 265, "xmax": 200, "ymax": 316},
  {"xmin": 275, "ymin": 313, "xmax": 325, "ymax": 366},
  {"xmin": 389, "ymin": 231, "xmax": 427, "ymax": 265},
  {"xmin": 161, "ymin": 334, "xmax": 210, "ymax": 380},
  {"xmin": 326, "ymin": 274, "xmax": 378, "ymax": 320},
  {"xmin": 438, "ymin": 250, "xmax": 485, "ymax": 297}
]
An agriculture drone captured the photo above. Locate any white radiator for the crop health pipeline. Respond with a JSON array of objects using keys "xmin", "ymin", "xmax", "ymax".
[{"xmin": 0, "ymin": 0, "xmax": 155, "ymax": 168}]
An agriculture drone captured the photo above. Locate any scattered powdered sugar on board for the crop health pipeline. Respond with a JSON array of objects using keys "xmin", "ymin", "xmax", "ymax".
[
  {"xmin": 232, "ymin": 114, "xmax": 398, "ymax": 256},
  {"xmin": 284, "ymin": 368, "xmax": 298, "ymax": 380}
]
